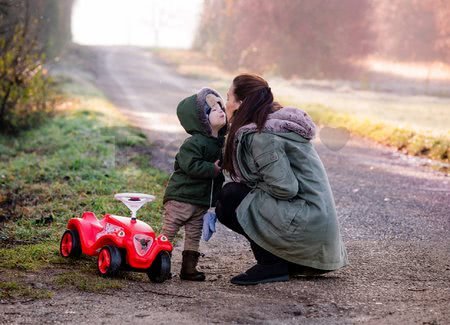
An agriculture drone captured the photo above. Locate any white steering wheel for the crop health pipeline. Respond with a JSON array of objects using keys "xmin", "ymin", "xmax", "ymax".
[{"xmin": 114, "ymin": 193, "xmax": 156, "ymax": 220}]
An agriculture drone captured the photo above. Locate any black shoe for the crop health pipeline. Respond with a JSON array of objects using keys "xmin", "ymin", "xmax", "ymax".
[
  {"xmin": 288, "ymin": 263, "xmax": 331, "ymax": 277},
  {"xmin": 230, "ymin": 263, "xmax": 289, "ymax": 285}
]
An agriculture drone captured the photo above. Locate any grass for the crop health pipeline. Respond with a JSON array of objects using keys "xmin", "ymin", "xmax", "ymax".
[
  {"xmin": 51, "ymin": 252, "xmax": 148, "ymax": 292},
  {"xmin": 290, "ymin": 102, "xmax": 450, "ymax": 162},
  {"xmin": 154, "ymin": 48, "xmax": 450, "ymax": 167},
  {"xmin": 0, "ymin": 242, "xmax": 60, "ymax": 270},
  {"xmin": 54, "ymin": 271, "xmax": 124, "ymax": 292},
  {"xmin": 0, "ymin": 63, "xmax": 169, "ymax": 278},
  {"xmin": 0, "ymin": 281, "xmax": 53, "ymax": 300}
]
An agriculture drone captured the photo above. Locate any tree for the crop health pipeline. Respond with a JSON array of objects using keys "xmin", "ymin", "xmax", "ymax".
[
  {"xmin": 194, "ymin": 0, "xmax": 374, "ymax": 78},
  {"xmin": 431, "ymin": 0, "xmax": 450, "ymax": 62},
  {"xmin": 374, "ymin": 0, "xmax": 439, "ymax": 61}
]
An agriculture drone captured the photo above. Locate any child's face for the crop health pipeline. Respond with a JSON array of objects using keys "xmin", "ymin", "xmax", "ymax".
[{"xmin": 208, "ymin": 104, "xmax": 226, "ymax": 129}]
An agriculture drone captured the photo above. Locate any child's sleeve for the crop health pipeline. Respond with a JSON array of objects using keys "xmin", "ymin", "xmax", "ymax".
[{"xmin": 177, "ymin": 138, "xmax": 216, "ymax": 179}]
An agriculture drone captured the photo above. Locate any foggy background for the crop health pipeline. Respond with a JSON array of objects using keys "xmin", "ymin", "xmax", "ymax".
[
  {"xmin": 2, "ymin": 0, "xmax": 450, "ymax": 87},
  {"xmin": 1, "ymin": 0, "xmax": 449, "ymax": 145}
]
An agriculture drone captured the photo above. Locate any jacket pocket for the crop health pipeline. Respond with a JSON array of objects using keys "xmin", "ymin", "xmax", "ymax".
[
  {"xmin": 258, "ymin": 195, "xmax": 307, "ymax": 234},
  {"xmin": 254, "ymin": 151, "xmax": 279, "ymax": 171},
  {"xmin": 285, "ymin": 198, "xmax": 308, "ymax": 234}
]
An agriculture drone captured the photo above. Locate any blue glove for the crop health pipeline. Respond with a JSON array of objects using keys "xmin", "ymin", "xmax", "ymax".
[{"xmin": 202, "ymin": 210, "xmax": 217, "ymax": 241}]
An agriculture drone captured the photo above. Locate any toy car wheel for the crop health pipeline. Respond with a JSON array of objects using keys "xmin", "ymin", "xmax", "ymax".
[
  {"xmin": 97, "ymin": 245, "xmax": 122, "ymax": 276},
  {"xmin": 147, "ymin": 251, "xmax": 171, "ymax": 283},
  {"xmin": 60, "ymin": 229, "xmax": 82, "ymax": 258}
]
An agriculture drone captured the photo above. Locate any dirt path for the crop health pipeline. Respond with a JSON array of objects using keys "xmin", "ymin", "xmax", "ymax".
[{"xmin": 1, "ymin": 46, "xmax": 449, "ymax": 325}]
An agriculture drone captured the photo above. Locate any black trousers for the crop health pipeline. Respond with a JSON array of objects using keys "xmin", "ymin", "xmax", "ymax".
[
  {"xmin": 216, "ymin": 182, "xmax": 331, "ymax": 276},
  {"xmin": 215, "ymin": 182, "xmax": 287, "ymax": 265}
]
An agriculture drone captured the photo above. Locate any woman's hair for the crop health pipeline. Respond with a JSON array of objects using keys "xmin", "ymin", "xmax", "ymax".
[{"xmin": 223, "ymin": 73, "xmax": 282, "ymax": 178}]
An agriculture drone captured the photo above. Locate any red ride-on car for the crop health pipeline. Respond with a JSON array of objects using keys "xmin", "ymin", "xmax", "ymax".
[{"xmin": 60, "ymin": 193, "xmax": 173, "ymax": 283}]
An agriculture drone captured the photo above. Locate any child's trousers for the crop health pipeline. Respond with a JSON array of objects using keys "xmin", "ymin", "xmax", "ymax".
[{"xmin": 162, "ymin": 200, "xmax": 208, "ymax": 252}]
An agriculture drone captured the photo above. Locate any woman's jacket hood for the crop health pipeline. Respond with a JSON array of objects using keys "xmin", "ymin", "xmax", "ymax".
[
  {"xmin": 236, "ymin": 107, "xmax": 316, "ymax": 140},
  {"xmin": 232, "ymin": 107, "xmax": 316, "ymax": 181}
]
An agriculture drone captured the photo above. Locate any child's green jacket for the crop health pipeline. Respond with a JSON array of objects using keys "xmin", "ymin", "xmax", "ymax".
[{"xmin": 163, "ymin": 89, "xmax": 226, "ymax": 207}]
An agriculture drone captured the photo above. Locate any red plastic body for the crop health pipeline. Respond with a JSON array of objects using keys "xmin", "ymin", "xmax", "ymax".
[{"xmin": 66, "ymin": 212, "xmax": 172, "ymax": 270}]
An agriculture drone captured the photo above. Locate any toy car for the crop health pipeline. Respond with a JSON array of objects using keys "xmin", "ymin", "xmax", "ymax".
[{"xmin": 59, "ymin": 193, "xmax": 172, "ymax": 283}]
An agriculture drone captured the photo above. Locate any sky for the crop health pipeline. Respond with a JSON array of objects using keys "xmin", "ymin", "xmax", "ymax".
[{"xmin": 71, "ymin": 0, "xmax": 204, "ymax": 48}]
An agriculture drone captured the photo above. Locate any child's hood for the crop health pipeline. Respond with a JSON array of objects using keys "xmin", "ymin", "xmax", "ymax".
[{"xmin": 176, "ymin": 87, "xmax": 226, "ymax": 137}]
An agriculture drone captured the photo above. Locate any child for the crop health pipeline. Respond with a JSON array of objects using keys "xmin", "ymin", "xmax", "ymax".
[{"xmin": 162, "ymin": 87, "xmax": 227, "ymax": 281}]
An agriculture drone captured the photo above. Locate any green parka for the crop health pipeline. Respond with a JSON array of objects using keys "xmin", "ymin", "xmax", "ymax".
[
  {"xmin": 233, "ymin": 107, "xmax": 348, "ymax": 270},
  {"xmin": 163, "ymin": 88, "xmax": 226, "ymax": 207}
]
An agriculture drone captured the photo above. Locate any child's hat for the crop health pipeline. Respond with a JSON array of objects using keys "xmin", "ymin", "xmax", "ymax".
[{"xmin": 205, "ymin": 93, "xmax": 224, "ymax": 116}]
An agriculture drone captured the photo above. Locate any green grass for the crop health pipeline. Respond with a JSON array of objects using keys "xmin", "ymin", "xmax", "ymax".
[
  {"xmin": 54, "ymin": 271, "xmax": 124, "ymax": 292},
  {"xmin": 0, "ymin": 74, "xmax": 169, "ymax": 272},
  {"xmin": 294, "ymin": 102, "xmax": 450, "ymax": 162},
  {"xmin": 0, "ymin": 281, "xmax": 53, "ymax": 300},
  {"xmin": 0, "ymin": 242, "xmax": 60, "ymax": 270},
  {"xmin": 52, "ymin": 253, "xmax": 148, "ymax": 291}
]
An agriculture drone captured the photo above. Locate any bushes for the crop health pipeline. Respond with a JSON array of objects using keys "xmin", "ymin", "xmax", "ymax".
[
  {"xmin": 0, "ymin": 0, "xmax": 72, "ymax": 134},
  {"xmin": 0, "ymin": 29, "xmax": 54, "ymax": 133}
]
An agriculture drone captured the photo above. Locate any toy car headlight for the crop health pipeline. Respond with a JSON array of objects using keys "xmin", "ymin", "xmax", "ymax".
[{"xmin": 133, "ymin": 234, "xmax": 153, "ymax": 256}]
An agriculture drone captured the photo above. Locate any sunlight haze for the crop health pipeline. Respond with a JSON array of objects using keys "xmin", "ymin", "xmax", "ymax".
[{"xmin": 71, "ymin": 0, "xmax": 204, "ymax": 48}]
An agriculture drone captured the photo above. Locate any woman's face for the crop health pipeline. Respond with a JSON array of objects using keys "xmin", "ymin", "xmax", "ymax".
[{"xmin": 226, "ymin": 85, "xmax": 241, "ymax": 121}]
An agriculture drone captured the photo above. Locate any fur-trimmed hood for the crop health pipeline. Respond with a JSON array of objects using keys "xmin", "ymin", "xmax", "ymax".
[
  {"xmin": 231, "ymin": 107, "xmax": 316, "ymax": 182},
  {"xmin": 236, "ymin": 107, "xmax": 316, "ymax": 140},
  {"xmin": 177, "ymin": 87, "xmax": 227, "ymax": 137}
]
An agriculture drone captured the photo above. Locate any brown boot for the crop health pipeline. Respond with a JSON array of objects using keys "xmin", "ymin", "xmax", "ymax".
[{"xmin": 180, "ymin": 250, "xmax": 205, "ymax": 281}]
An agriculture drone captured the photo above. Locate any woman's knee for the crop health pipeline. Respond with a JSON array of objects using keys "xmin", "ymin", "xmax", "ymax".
[
  {"xmin": 216, "ymin": 183, "xmax": 233, "ymax": 222},
  {"xmin": 218, "ymin": 182, "xmax": 251, "ymax": 205},
  {"xmin": 218, "ymin": 182, "xmax": 236, "ymax": 203},
  {"xmin": 215, "ymin": 199, "xmax": 228, "ymax": 225},
  {"xmin": 216, "ymin": 182, "xmax": 251, "ymax": 227}
]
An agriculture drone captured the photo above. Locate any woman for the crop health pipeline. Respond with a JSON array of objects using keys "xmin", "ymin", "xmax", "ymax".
[{"xmin": 216, "ymin": 73, "xmax": 348, "ymax": 285}]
